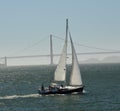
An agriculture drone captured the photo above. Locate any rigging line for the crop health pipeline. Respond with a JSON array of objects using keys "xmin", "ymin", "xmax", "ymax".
[
  {"xmin": 9, "ymin": 35, "xmax": 49, "ymax": 56},
  {"xmin": 52, "ymin": 35, "xmax": 120, "ymax": 52}
]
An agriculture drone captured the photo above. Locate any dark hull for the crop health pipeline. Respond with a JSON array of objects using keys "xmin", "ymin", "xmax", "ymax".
[{"xmin": 38, "ymin": 86, "xmax": 84, "ymax": 95}]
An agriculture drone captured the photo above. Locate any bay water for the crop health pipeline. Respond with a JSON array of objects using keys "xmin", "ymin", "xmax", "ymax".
[{"xmin": 0, "ymin": 63, "xmax": 120, "ymax": 111}]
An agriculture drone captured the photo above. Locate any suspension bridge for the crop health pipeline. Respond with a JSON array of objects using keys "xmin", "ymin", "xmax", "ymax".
[{"xmin": 0, "ymin": 35, "xmax": 120, "ymax": 66}]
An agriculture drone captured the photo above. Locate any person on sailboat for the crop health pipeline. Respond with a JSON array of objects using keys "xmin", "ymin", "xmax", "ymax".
[
  {"xmin": 41, "ymin": 84, "xmax": 44, "ymax": 91},
  {"xmin": 49, "ymin": 85, "xmax": 52, "ymax": 90},
  {"xmin": 61, "ymin": 84, "xmax": 63, "ymax": 88}
]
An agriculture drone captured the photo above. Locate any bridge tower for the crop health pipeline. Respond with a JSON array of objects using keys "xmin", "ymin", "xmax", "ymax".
[
  {"xmin": 4, "ymin": 56, "xmax": 7, "ymax": 67},
  {"xmin": 50, "ymin": 34, "xmax": 54, "ymax": 64}
]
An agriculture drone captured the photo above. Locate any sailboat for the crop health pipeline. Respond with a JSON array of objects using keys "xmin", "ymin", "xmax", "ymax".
[{"xmin": 38, "ymin": 19, "xmax": 84, "ymax": 95}]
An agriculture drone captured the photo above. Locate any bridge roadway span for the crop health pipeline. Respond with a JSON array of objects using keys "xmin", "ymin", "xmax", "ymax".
[{"xmin": 1, "ymin": 51, "xmax": 120, "ymax": 59}]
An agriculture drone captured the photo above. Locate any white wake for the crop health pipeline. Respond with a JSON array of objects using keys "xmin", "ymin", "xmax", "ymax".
[{"xmin": 0, "ymin": 94, "xmax": 41, "ymax": 100}]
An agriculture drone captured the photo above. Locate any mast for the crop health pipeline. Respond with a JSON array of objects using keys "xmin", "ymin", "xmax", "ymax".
[{"xmin": 66, "ymin": 19, "xmax": 68, "ymax": 42}]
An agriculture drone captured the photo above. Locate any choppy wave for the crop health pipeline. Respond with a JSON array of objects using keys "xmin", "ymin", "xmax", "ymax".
[{"xmin": 0, "ymin": 94, "xmax": 41, "ymax": 100}]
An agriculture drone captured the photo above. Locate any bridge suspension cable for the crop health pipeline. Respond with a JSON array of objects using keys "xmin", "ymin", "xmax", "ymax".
[
  {"xmin": 1, "ymin": 34, "xmax": 120, "ymax": 60},
  {"xmin": 52, "ymin": 35, "xmax": 120, "ymax": 52},
  {"xmin": 9, "ymin": 35, "xmax": 49, "ymax": 57},
  {"xmin": 7, "ymin": 34, "xmax": 120, "ymax": 58}
]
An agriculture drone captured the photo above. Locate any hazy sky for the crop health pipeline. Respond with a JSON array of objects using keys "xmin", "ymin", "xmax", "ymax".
[{"xmin": 0, "ymin": 0, "xmax": 120, "ymax": 64}]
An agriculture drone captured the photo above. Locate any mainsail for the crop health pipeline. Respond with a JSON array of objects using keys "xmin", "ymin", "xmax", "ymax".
[
  {"xmin": 54, "ymin": 19, "xmax": 68, "ymax": 82},
  {"xmin": 54, "ymin": 36, "xmax": 67, "ymax": 81},
  {"xmin": 69, "ymin": 32, "xmax": 83, "ymax": 86}
]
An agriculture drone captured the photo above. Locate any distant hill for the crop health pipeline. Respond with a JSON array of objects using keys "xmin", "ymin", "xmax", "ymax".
[
  {"xmin": 80, "ymin": 58, "xmax": 100, "ymax": 64},
  {"xmin": 80, "ymin": 56, "xmax": 120, "ymax": 64},
  {"xmin": 102, "ymin": 56, "xmax": 120, "ymax": 63}
]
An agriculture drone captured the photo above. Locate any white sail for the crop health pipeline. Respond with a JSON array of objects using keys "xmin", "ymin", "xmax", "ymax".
[
  {"xmin": 54, "ymin": 36, "xmax": 67, "ymax": 81},
  {"xmin": 69, "ymin": 33, "xmax": 83, "ymax": 86},
  {"xmin": 54, "ymin": 19, "xmax": 68, "ymax": 82}
]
